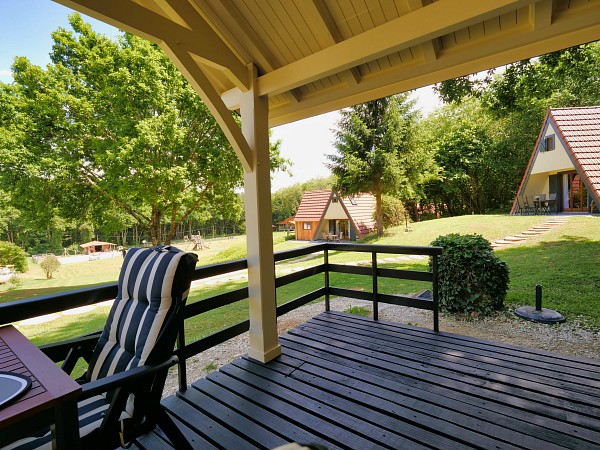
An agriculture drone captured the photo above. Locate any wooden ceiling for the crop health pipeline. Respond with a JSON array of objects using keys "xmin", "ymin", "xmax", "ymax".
[{"xmin": 55, "ymin": 0, "xmax": 600, "ymax": 127}]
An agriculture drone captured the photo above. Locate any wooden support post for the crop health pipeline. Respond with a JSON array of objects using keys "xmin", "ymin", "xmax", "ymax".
[
  {"xmin": 372, "ymin": 252, "xmax": 378, "ymax": 321},
  {"xmin": 324, "ymin": 247, "xmax": 330, "ymax": 311},
  {"xmin": 432, "ymin": 254, "xmax": 439, "ymax": 332},
  {"xmin": 241, "ymin": 64, "xmax": 281, "ymax": 363}
]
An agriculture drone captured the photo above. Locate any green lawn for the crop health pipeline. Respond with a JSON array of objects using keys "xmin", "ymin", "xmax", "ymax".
[{"xmin": 4, "ymin": 215, "xmax": 600, "ymax": 348}]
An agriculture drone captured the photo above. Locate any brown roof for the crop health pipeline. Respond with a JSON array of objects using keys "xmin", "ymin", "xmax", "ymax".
[
  {"xmin": 550, "ymin": 106, "xmax": 600, "ymax": 201},
  {"xmin": 294, "ymin": 190, "xmax": 332, "ymax": 222},
  {"xmin": 276, "ymin": 216, "xmax": 295, "ymax": 225},
  {"xmin": 79, "ymin": 240, "xmax": 116, "ymax": 248}
]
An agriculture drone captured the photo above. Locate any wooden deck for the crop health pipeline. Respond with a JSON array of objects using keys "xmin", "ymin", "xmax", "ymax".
[{"xmin": 135, "ymin": 311, "xmax": 600, "ymax": 449}]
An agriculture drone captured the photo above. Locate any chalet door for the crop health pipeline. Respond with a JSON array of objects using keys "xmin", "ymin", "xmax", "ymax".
[{"xmin": 562, "ymin": 172, "xmax": 588, "ymax": 212}]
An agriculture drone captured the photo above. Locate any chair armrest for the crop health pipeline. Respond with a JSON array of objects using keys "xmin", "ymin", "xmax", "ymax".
[
  {"xmin": 40, "ymin": 331, "xmax": 101, "ymax": 361},
  {"xmin": 40, "ymin": 331, "xmax": 102, "ymax": 375},
  {"xmin": 80, "ymin": 355, "xmax": 179, "ymax": 399}
]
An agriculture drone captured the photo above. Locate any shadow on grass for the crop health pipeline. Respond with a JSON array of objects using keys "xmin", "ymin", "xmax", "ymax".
[{"xmin": 496, "ymin": 235, "xmax": 600, "ymax": 327}]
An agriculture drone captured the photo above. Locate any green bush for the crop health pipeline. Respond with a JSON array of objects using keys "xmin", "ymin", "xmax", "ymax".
[
  {"xmin": 0, "ymin": 241, "xmax": 28, "ymax": 273},
  {"xmin": 40, "ymin": 254, "xmax": 61, "ymax": 279},
  {"xmin": 380, "ymin": 195, "xmax": 405, "ymax": 228},
  {"xmin": 430, "ymin": 233, "xmax": 509, "ymax": 316}
]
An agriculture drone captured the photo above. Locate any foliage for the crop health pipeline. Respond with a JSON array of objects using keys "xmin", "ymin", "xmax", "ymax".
[
  {"xmin": 328, "ymin": 94, "xmax": 431, "ymax": 235},
  {"xmin": 344, "ymin": 305, "xmax": 370, "ymax": 317},
  {"xmin": 0, "ymin": 241, "xmax": 28, "ymax": 273},
  {"xmin": 380, "ymin": 195, "xmax": 405, "ymax": 228},
  {"xmin": 39, "ymin": 254, "xmax": 61, "ymax": 279},
  {"xmin": 422, "ymin": 100, "xmax": 519, "ymax": 214},
  {"xmin": 430, "ymin": 233, "xmax": 509, "ymax": 316},
  {"xmin": 0, "ymin": 14, "xmax": 287, "ymax": 246}
]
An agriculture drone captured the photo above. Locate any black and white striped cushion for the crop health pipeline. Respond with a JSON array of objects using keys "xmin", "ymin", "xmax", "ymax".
[
  {"xmin": 87, "ymin": 246, "xmax": 192, "ymax": 381},
  {"xmin": 3, "ymin": 246, "xmax": 197, "ymax": 450}
]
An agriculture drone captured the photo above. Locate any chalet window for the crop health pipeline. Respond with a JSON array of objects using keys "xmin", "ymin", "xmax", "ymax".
[
  {"xmin": 303, "ymin": 223, "xmax": 311, "ymax": 230},
  {"xmin": 545, "ymin": 135, "xmax": 555, "ymax": 151},
  {"xmin": 348, "ymin": 196, "xmax": 357, "ymax": 205},
  {"xmin": 332, "ymin": 197, "xmax": 338, "ymax": 203}
]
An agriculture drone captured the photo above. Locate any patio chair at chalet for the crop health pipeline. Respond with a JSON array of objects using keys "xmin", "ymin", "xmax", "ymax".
[
  {"xmin": 515, "ymin": 196, "xmax": 531, "ymax": 215},
  {"xmin": 5, "ymin": 246, "xmax": 197, "ymax": 450}
]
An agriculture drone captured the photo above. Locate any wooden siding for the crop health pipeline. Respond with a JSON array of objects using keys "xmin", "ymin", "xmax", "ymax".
[
  {"xmin": 294, "ymin": 221, "xmax": 319, "ymax": 241},
  {"xmin": 135, "ymin": 311, "xmax": 600, "ymax": 449}
]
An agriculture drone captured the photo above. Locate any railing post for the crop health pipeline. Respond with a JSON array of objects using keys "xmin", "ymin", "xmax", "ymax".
[
  {"xmin": 372, "ymin": 252, "xmax": 378, "ymax": 321},
  {"xmin": 177, "ymin": 325, "xmax": 187, "ymax": 392},
  {"xmin": 324, "ymin": 246, "xmax": 330, "ymax": 311},
  {"xmin": 432, "ymin": 254, "xmax": 439, "ymax": 332}
]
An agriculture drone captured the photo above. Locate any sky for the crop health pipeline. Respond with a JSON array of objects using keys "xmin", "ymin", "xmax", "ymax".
[{"xmin": 1, "ymin": 0, "xmax": 442, "ymax": 192}]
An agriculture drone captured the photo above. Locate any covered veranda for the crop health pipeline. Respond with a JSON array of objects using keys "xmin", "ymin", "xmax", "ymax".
[{"xmin": 3, "ymin": 0, "xmax": 600, "ymax": 448}]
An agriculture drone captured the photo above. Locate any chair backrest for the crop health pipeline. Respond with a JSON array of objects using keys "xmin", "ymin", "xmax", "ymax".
[
  {"xmin": 517, "ymin": 196, "xmax": 525, "ymax": 207},
  {"xmin": 539, "ymin": 193, "xmax": 546, "ymax": 201},
  {"xmin": 86, "ymin": 246, "xmax": 197, "ymax": 382},
  {"xmin": 548, "ymin": 193, "xmax": 557, "ymax": 201}
]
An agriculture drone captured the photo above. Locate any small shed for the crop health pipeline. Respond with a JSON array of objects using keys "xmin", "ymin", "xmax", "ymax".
[
  {"xmin": 275, "ymin": 217, "xmax": 295, "ymax": 232},
  {"xmin": 80, "ymin": 240, "xmax": 116, "ymax": 255}
]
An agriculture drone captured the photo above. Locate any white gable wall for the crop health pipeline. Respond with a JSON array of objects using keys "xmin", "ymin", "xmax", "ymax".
[
  {"xmin": 324, "ymin": 200, "xmax": 348, "ymax": 219},
  {"xmin": 530, "ymin": 122, "xmax": 574, "ymax": 175}
]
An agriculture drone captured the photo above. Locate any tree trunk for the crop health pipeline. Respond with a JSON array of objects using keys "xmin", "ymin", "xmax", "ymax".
[{"xmin": 149, "ymin": 206, "xmax": 162, "ymax": 246}]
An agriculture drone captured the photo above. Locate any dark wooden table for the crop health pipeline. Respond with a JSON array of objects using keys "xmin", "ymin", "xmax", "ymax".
[{"xmin": 0, "ymin": 325, "xmax": 81, "ymax": 449}]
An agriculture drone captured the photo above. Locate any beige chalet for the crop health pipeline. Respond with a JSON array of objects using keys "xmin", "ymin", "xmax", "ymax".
[
  {"xmin": 512, "ymin": 107, "xmax": 600, "ymax": 214},
  {"xmin": 294, "ymin": 190, "xmax": 376, "ymax": 241}
]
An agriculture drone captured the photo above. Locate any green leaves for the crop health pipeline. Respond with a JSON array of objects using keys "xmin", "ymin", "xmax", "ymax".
[
  {"xmin": 430, "ymin": 233, "xmax": 509, "ymax": 317},
  {"xmin": 0, "ymin": 13, "xmax": 286, "ymax": 245}
]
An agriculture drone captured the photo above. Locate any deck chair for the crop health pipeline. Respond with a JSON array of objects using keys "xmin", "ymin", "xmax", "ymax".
[{"xmin": 5, "ymin": 246, "xmax": 197, "ymax": 450}]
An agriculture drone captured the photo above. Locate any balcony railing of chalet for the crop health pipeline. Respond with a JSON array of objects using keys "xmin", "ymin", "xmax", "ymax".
[{"xmin": 0, "ymin": 243, "xmax": 441, "ymax": 393}]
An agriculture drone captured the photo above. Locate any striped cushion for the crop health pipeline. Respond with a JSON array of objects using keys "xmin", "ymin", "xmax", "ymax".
[
  {"xmin": 87, "ymin": 246, "xmax": 194, "ymax": 381},
  {"xmin": 2, "ymin": 395, "xmax": 109, "ymax": 450}
]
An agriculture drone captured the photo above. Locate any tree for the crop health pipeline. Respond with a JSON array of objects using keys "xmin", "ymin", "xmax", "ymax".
[
  {"xmin": 40, "ymin": 254, "xmax": 61, "ymax": 279},
  {"xmin": 0, "ymin": 14, "xmax": 287, "ymax": 246},
  {"xmin": 0, "ymin": 241, "xmax": 28, "ymax": 273},
  {"xmin": 328, "ymin": 94, "xmax": 422, "ymax": 236}
]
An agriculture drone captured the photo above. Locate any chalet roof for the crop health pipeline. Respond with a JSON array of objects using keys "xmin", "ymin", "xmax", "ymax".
[
  {"xmin": 294, "ymin": 190, "xmax": 332, "ymax": 222},
  {"xmin": 344, "ymin": 194, "xmax": 377, "ymax": 236},
  {"xmin": 550, "ymin": 106, "xmax": 600, "ymax": 199}
]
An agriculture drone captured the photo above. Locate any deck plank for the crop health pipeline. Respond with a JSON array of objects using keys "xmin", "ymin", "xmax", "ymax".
[{"xmin": 151, "ymin": 311, "xmax": 600, "ymax": 449}]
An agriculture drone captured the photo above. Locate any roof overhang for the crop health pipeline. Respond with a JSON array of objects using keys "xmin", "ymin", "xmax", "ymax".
[{"xmin": 54, "ymin": 0, "xmax": 600, "ymax": 128}]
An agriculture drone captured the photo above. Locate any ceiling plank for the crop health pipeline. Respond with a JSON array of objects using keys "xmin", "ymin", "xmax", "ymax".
[
  {"xmin": 269, "ymin": 12, "xmax": 600, "ymax": 126},
  {"xmin": 161, "ymin": 42, "xmax": 253, "ymax": 171},
  {"xmin": 54, "ymin": 0, "xmax": 249, "ymax": 90},
  {"xmin": 257, "ymin": 0, "xmax": 535, "ymax": 96}
]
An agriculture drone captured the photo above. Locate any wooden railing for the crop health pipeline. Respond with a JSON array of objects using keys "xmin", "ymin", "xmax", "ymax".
[{"xmin": 0, "ymin": 243, "xmax": 442, "ymax": 392}]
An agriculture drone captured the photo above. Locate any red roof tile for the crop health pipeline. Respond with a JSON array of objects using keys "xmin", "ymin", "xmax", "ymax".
[
  {"xmin": 294, "ymin": 190, "xmax": 332, "ymax": 222},
  {"xmin": 549, "ymin": 106, "xmax": 600, "ymax": 204}
]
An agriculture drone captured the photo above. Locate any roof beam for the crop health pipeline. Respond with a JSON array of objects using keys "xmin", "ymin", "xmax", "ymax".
[
  {"xmin": 257, "ymin": 0, "xmax": 535, "ymax": 96},
  {"xmin": 268, "ymin": 11, "xmax": 600, "ymax": 126},
  {"xmin": 54, "ymin": 0, "xmax": 249, "ymax": 90},
  {"xmin": 161, "ymin": 42, "xmax": 253, "ymax": 172},
  {"xmin": 529, "ymin": 0, "xmax": 553, "ymax": 30}
]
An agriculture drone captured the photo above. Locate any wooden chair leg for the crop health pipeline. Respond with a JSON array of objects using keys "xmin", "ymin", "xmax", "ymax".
[{"xmin": 154, "ymin": 407, "xmax": 193, "ymax": 450}]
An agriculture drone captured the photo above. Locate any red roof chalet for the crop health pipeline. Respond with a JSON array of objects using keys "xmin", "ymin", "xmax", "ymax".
[{"xmin": 294, "ymin": 190, "xmax": 376, "ymax": 241}]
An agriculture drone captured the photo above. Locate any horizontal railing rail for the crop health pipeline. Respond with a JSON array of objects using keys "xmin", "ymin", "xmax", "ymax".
[{"xmin": 0, "ymin": 242, "xmax": 441, "ymax": 393}]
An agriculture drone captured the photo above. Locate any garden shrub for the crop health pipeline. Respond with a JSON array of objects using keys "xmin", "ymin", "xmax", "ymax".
[
  {"xmin": 40, "ymin": 254, "xmax": 61, "ymax": 279},
  {"xmin": 430, "ymin": 233, "xmax": 509, "ymax": 316},
  {"xmin": 0, "ymin": 241, "xmax": 28, "ymax": 273}
]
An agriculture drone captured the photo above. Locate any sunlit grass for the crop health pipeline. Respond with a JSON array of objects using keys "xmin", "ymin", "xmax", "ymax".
[{"xmin": 5, "ymin": 214, "xmax": 600, "ymax": 347}]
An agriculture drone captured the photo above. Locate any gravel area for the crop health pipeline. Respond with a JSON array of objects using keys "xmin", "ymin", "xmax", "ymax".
[{"xmin": 164, "ymin": 297, "xmax": 600, "ymax": 396}]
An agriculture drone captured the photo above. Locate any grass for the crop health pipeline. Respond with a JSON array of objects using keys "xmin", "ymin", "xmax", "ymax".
[
  {"xmin": 4, "ymin": 214, "xmax": 600, "ymax": 349},
  {"xmin": 344, "ymin": 305, "xmax": 371, "ymax": 317}
]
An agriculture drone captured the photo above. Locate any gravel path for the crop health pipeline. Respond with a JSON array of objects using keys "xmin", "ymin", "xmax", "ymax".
[{"xmin": 164, "ymin": 297, "xmax": 600, "ymax": 396}]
